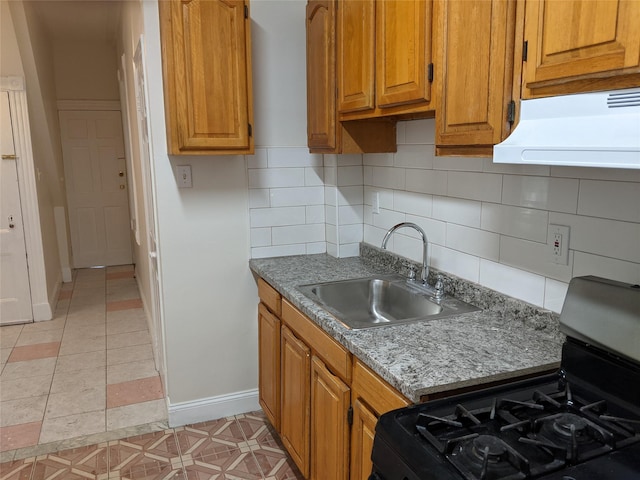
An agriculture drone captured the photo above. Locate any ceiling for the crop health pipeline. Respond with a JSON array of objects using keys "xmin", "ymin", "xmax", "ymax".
[{"xmin": 29, "ymin": 0, "xmax": 122, "ymax": 44}]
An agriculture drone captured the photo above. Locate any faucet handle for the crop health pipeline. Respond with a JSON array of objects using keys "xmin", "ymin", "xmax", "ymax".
[
  {"xmin": 404, "ymin": 262, "xmax": 418, "ymax": 281},
  {"xmin": 434, "ymin": 274, "xmax": 445, "ymax": 299}
]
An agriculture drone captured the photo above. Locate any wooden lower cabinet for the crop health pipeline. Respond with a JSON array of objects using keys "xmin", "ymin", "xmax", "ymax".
[
  {"xmin": 349, "ymin": 399, "xmax": 378, "ymax": 480},
  {"xmin": 310, "ymin": 356, "xmax": 351, "ymax": 480},
  {"xmin": 258, "ymin": 303, "xmax": 280, "ymax": 429},
  {"xmin": 280, "ymin": 325, "xmax": 311, "ymax": 477}
]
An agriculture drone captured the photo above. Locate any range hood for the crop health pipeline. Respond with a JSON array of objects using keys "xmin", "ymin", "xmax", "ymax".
[{"xmin": 493, "ymin": 88, "xmax": 640, "ymax": 169}]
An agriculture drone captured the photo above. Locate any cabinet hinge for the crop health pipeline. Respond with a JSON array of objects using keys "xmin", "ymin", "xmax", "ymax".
[
  {"xmin": 244, "ymin": 4, "xmax": 249, "ymax": 19},
  {"xmin": 248, "ymin": 123, "xmax": 253, "ymax": 137},
  {"xmin": 427, "ymin": 63, "xmax": 434, "ymax": 83},
  {"xmin": 522, "ymin": 40, "xmax": 528, "ymax": 62},
  {"xmin": 347, "ymin": 405, "xmax": 353, "ymax": 426},
  {"xmin": 507, "ymin": 100, "xmax": 516, "ymax": 125}
]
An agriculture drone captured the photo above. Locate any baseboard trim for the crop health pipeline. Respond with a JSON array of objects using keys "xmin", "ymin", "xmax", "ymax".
[
  {"xmin": 167, "ymin": 388, "xmax": 260, "ymax": 428},
  {"xmin": 32, "ymin": 302, "xmax": 53, "ymax": 322}
]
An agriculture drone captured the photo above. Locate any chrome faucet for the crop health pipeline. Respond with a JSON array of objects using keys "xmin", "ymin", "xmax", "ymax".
[{"xmin": 381, "ymin": 222, "xmax": 429, "ymax": 285}]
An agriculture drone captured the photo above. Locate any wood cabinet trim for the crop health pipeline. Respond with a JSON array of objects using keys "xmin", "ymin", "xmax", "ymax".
[
  {"xmin": 258, "ymin": 278, "xmax": 281, "ymax": 317},
  {"xmin": 352, "ymin": 358, "xmax": 410, "ymax": 416},
  {"xmin": 282, "ymin": 299, "xmax": 352, "ymax": 383},
  {"xmin": 258, "ymin": 303, "xmax": 281, "ymax": 429}
]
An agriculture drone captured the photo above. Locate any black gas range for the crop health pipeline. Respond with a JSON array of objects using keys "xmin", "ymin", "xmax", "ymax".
[{"xmin": 370, "ymin": 276, "xmax": 640, "ymax": 480}]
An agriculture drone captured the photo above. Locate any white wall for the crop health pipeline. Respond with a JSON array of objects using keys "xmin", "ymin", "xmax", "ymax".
[
  {"xmin": 136, "ymin": 0, "xmax": 309, "ymax": 415},
  {"xmin": 5, "ymin": 0, "xmax": 66, "ymax": 317}
]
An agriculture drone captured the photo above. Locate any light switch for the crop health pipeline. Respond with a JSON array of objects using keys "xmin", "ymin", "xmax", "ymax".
[{"xmin": 176, "ymin": 165, "xmax": 192, "ymax": 188}]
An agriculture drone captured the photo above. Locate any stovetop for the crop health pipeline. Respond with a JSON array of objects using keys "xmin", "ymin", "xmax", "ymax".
[{"xmin": 372, "ymin": 342, "xmax": 640, "ymax": 480}]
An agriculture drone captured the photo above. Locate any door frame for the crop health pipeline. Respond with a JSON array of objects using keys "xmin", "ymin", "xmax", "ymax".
[{"xmin": 1, "ymin": 76, "xmax": 49, "ymax": 321}]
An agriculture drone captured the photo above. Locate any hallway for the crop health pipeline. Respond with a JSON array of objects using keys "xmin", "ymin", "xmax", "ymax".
[{"xmin": 0, "ymin": 265, "xmax": 167, "ymax": 460}]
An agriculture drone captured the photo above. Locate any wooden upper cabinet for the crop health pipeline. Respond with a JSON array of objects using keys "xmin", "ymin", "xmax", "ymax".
[
  {"xmin": 159, "ymin": 0, "xmax": 254, "ymax": 155},
  {"xmin": 307, "ymin": 0, "xmax": 338, "ymax": 151},
  {"xmin": 337, "ymin": 0, "xmax": 376, "ymax": 114},
  {"xmin": 376, "ymin": 0, "xmax": 433, "ymax": 108},
  {"xmin": 435, "ymin": 0, "xmax": 517, "ymax": 156},
  {"xmin": 522, "ymin": 0, "xmax": 640, "ymax": 98},
  {"xmin": 306, "ymin": 0, "xmax": 397, "ymax": 153},
  {"xmin": 337, "ymin": 0, "xmax": 435, "ymax": 120}
]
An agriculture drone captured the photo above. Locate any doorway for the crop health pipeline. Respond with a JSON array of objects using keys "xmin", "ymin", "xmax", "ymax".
[{"xmin": 58, "ymin": 110, "xmax": 133, "ymax": 268}]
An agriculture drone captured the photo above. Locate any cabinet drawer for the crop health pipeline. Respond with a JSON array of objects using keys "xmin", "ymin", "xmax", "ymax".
[
  {"xmin": 258, "ymin": 278, "xmax": 281, "ymax": 317},
  {"xmin": 352, "ymin": 359, "xmax": 410, "ymax": 415},
  {"xmin": 282, "ymin": 299, "xmax": 351, "ymax": 383}
]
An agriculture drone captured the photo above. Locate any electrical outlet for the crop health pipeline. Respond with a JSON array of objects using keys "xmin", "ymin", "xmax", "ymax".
[
  {"xmin": 176, "ymin": 165, "xmax": 192, "ymax": 188},
  {"xmin": 548, "ymin": 224, "xmax": 570, "ymax": 265}
]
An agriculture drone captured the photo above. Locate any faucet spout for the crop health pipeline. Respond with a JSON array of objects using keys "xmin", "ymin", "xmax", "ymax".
[{"xmin": 381, "ymin": 222, "xmax": 429, "ymax": 284}]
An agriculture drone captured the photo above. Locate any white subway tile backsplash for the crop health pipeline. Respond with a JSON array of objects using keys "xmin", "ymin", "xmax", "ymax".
[
  {"xmin": 433, "ymin": 156, "xmax": 484, "ymax": 172},
  {"xmin": 502, "ymin": 176, "xmax": 579, "ymax": 213},
  {"xmin": 339, "ymin": 224, "xmax": 364, "ymax": 244},
  {"xmin": 326, "ymin": 241, "xmax": 338, "ymax": 257},
  {"xmin": 270, "ymin": 186, "xmax": 324, "ymax": 207},
  {"xmin": 447, "ymin": 171, "xmax": 502, "ymax": 203},
  {"xmin": 247, "ymin": 147, "xmax": 268, "ymax": 168},
  {"xmin": 248, "ymin": 168, "xmax": 305, "ymax": 188},
  {"xmin": 544, "ymin": 278, "xmax": 568, "ymax": 313},
  {"xmin": 337, "ymin": 154, "xmax": 363, "ymax": 166},
  {"xmin": 364, "ymin": 187, "xmax": 394, "ymax": 209},
  {"xmin": 323, "ymin": 154, "xmax": 338, "ymax": 167},
  {"xmin": 267, "ymin": 147, "xmax": 322, "ymax": 167},
  {"xmin": 363, "ymin": 152, "xmax": 394, "ymax": 167},
  {"xmin": 252, "ymin": 244, "xmax": 306, "ymax": 258},
  {"xmin": 405, "ymin": 168, "xmax": 448, "ymax": 196},
  {"xmin": 250, "ymin": 206, "xmax": 306, "ymax": 228},
  {"xmin": 338, "ymin": 186, "xmax": 364, "ymax": 206},
  {"xmin": 482, "ymin": 159, "xmax": 550, "ymax": 176},
  {"xmin": 326, "ymin": 224, "xmax": 337, "ymax": 244},
  {"xmin": 550, "ymin": 166, "xmax": 640, "ymax": 182},
  {"xmin": 325, "ymin": 186, "xmax": 338, "ymax": 207},
  {"xmin": 573, "ymin": 252, "xmax": 640, "ymax": 284},
  {"xmin": 405, "ymin": 215, "xmax": 446, "ymax": 246},
  {"xmin": 250, "ymin": 228, "xmax": 271, "ymax": 247},
  {"xmin": 480, "ymin": 259, "xmax": 546, "ymax": 307},
  {"xmin": 446, "ymin": 224, "xmax": 499, "ymax": 261},
  {"xmin": 431, "ymin": 245, "xmax": 480, "ymax": 283},
  {"xmin": 306, "ymin": 205, "xmax": 325, "ymax": 224},
  {"xmin": 550, "ymin": 212, "xmax": 640, "ymax": 263},
  {"xmin": 272, "ymin": 224, "xmax": 325, "ymax": 245},
  {"xmin": 364, "ymin": 224, "xmax": 388, "ymax": 247},
  {"xmin": 371, "ymin": 166, "xmax": 407, "ymax": 190},
  {"xmin": 578, "ymin": 180, "xmax": 640, "ymax": 222},
  {"xmin": 432, "ymin": 196, "xmax": 482, "ymax": 228},
  {"xmin": 306, "ymin": 242, "xmax": 327, "ymax": 254},
  {"xmin": 338, "ymin": 205, "xmax": 364, "ymax": 225},
  {"xmin": 305, "ymin": 166, "xmax": 324, "ymax": 186},
  {"xmin": 363, "ymin": 166, "xmax": 373, "ymax": 185},
  {"xmin": 402, "ymin": 118, "xmax": 435, "ymax": 145},
  {"xmin": 396, "ymin": 121, "xmax": 406, "ymax": 144},
  {"xmin": 394, "ymin": 144, "xmax": 434, "ymax": 169},
  {"xmin": 325, "ymin": 205, "xmax": 337, "ymax": 225},
  {"xmin": 249, "ymin": 188, "xmax": 270, "ymax": 208},
  {"xmin": 499, "ymin": 236, "xmax": 573, "ymax": 283},
  {"xmin": 324, "ymin": 165, "xmax": 337, "ymax": 186},
  {"xmin": 393, "ymin": 191, "xmax": 432, "ymax": 218},
  {"xmin": 337, "ymin": 243, "xmax": 360, "ymax": 258},
  {"xmin": 481, "ymin": 204, "xmax": 549, "ymax": 243},
  {"xmin": 371, "ymin": 208, "xmax": 406, "ymax": 232},
  {"xmin": 337, "ymin": 165, "xmax": 363, "ymax": 186}
]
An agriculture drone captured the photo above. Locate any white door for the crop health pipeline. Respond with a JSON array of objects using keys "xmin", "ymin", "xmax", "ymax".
[
  {"xmin": 0, "ymin": 90, "xmax": 33, "ymax": 325},
  {"xmin": 134, "ymin": 36, "xmax": 165, "ymax": 376},
  {"xmin": 59, "ymin": 110, "xmax": 132, "ymax": 267}
]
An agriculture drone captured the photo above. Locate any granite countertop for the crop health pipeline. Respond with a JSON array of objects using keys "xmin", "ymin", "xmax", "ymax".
[{"xmin": 249, "ymin": 245, "xmax": 564, "ymax": 403}]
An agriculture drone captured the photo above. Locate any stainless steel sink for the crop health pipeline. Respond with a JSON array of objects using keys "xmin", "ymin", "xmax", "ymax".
[{"xmin": 297, "ymin": 275, "xmax": 479, "ymax": 330}]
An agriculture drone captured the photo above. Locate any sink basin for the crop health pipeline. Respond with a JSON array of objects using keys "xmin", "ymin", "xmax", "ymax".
[{"xmin": 297, "ymin": 275, "xmax": 479, "ymax": 330}]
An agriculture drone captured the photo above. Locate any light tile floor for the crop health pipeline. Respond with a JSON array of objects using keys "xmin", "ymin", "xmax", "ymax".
[
  {"xmin": 1, "ymin": 267, "xmax": 305, "ymax": 478},
  {"xmin": 0, "ymin": 266, "xmax": 167, "ymax": 461}
]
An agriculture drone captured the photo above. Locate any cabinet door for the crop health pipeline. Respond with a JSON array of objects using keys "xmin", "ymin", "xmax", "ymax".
[
  {"xmin": 310, "ymin": 356, "xmax": 350, "ymax": 480},
  {"xmin": 258, "ymin": 303, "xmax": 280, "ymax": 430},
  {"xmin": 159, "ymin": 0, "xmax": 253, "ymax": 154},
  {"xmin": 280, "ymin": 325, "xmax": 311, "ymax": 477},
  {"xmin": 376, "ymin": 0, "xmax": 433, "ymax": 109},
  {"xmin": 435, "ymin": 0, "xmax": 516, "ymax": 154},
  {"xmin": 523, "ymin": 0, "xmax": 640, "ymax": 98},
  {"xmin": 349, "ymin": 399, "xmax": 378, "ymax": 480},
  {"xmin": 307, "ymin": 0, "xmax": 337, "ymax": 150},
  {"xmin": 337, "ymin": 0, "xmax": 376, "ymax": 113}
]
